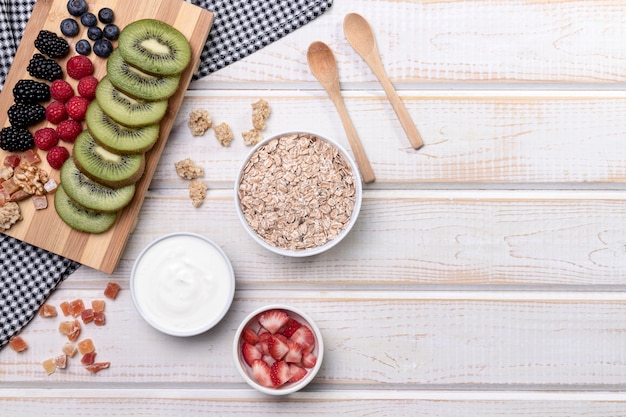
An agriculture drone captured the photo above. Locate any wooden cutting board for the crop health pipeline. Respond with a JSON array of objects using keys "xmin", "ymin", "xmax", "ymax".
[{"xmin": 0, "ymin": 0, "xmax": 213, "ymax": 273}]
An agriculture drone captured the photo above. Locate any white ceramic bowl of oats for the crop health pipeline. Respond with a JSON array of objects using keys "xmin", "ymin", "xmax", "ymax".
[{"xmin": 235, "ymin": 131, "xmax": 363, "ymax": 257}]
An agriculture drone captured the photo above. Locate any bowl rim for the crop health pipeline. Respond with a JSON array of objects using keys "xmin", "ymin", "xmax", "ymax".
[
  {"xmin": 130, "ymin": 232, "xmax": 235, "ymax": 337},
  {"xmin": 232, "ymin": 304, "xmax": 325, "ymax": 395},
  {"xmin": 234, "ymin": 131, "xmax": 363, "ymax": 257}
]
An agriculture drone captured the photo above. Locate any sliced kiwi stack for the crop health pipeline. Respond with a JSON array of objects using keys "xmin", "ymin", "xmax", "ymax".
[
  {"xmin": 86, "ymin": 101, "xmax": 160, "ymax": 154},
  {"xmin": 55, "ymin": 185, "xmax": 119, "ymax": 234},
  {"xmin": 95, "ymin": 77, "xmax": 168, "ymax": 127},
  {"xmin": 73, "ymin": 131, "xmax": 145, "ymax": 188},
  {"xmin": 56, "ymin": 19, "xmax": 191, "ymax": 234},
  {"xmin": 118, "ymin": 19, "xmax": 191, "ymax": 76}
]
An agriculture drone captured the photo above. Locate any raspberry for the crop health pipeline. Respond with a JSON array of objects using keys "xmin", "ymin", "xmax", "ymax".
[
  {"xmin": 65, "ymin": 96, "xmax": 90, "ymax": 121},
  {"xmin": 46, "ymin": 146, "xmax": 70, "ymax": 170},
  {"xmin": 33, "ymin": 127, "xmax": 60, "ymax": 151},
  {"xmin": 46, "ymin": 100, "xmax": 68, "ymax": 124},
  {"xmin": 66, "ymin": 55, "xmax": 94, "ymax": 80},
  {"xmin": 50, "ymin": 79, "xmax": 75, "ymax": 102},
  {"xmin": 77, "ymin": 76, "xmax": 98, "ymax": 100},
  {"xmin": 57, "ymin": 119, "xmax": 82, "ymax": 143}
]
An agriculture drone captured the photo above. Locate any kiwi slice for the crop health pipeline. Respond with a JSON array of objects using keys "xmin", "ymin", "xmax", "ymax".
[
  {"xmin": 73, "ymin": 130, "xmax": 145, "ymax": 188},
  {"xmin": 60, "ymin": 158, "xmax": 135, "ymax": 213},
  {"xmin": 86, "ymin": 101, "xmax": 160, "ymax": 154},
  {"xmin": 118, "ymin": 19, "xmax": 191, "ymax": 76},
  {"xmin": 96, "ymin": 76, "xmax": 168, "ymax": 127},
  {"xmin": 107, "ymin": 49, "xmax": 180, "ymax": 101},
  {"xmin": 55, "ymin": 184, "xmax": 118, "ymax": 234}
]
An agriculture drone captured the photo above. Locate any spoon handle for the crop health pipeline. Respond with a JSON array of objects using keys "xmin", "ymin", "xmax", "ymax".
[
  {"xmin": 368, "ymin": 59, "xmax": 424, "ymax": 150},
  {"xmin": 328, "ymin": 93, "xmax": 376, "ymax": 184}
]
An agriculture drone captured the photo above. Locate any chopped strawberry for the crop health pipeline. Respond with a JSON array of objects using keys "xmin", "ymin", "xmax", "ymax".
[
  {"xmin": 267, "ymin": 335, "xmax": 289, "ymax": 360},
  {"xmin": 258, "ymin": 309, "xmax": 289, "ymax": 334},
  {"xmin": 288, "ymin": 364, "xmax": 307, "ymax": 383},
  {"xmin": 280, "ymin": 318, "xmax": 302, "ymax": 338},
  {"xmin": 242, "ymin": 328, "xmax": 260, "ymax": 345},
  {"xmin": 251, "ymin": 359, "xmax": 273, "ymax": 388},
  {"xmin": 241, "ymin": 342, "xmax": 262, "ymax": 367},
  {"xmin": 290, "ymin": 325, "xmax": 315, "ymax": 351},
  {"xmin": 302, "ymin": 351, "xmax": 317, "ymax": 369},
  {"xmin": 262, "ymin": 354, "xmax": 276, "ymax": 368},
  {"xmin": 284, "ymin": 339, "xmax": 303, "ymax": 364},
  {"xmin": 256, "ymin": 338, "xmax": 270, "ymax": 356},
  {"xmin": 270, "ymin": 360, "xmax": 291, "ymax": 387}
]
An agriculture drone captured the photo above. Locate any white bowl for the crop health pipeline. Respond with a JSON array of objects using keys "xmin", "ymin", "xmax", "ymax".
[
  {"xmin": 233, "ymin": 304, "xmax": 324, "ymax": 395},
  {"xmin": 235, "ymin": 131, "xmax": 363, "ymax": 257},
  {"xmin": 130, "ymin": 232, "xmax": 235, "ymax": 337}
]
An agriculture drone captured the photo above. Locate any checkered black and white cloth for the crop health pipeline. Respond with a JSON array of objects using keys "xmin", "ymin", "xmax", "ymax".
[{"xmin": 0, "ymin": 0, "xmax": 332, "ymax": 350}]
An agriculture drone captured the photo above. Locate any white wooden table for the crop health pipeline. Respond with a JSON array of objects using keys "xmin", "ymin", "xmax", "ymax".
[{"xmin": 3, "ymin": 0, "xmax": 626, "ymax": 414}]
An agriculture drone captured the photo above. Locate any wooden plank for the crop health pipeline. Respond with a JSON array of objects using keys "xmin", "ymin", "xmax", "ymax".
[
  {"xmin": 2, "ymin": 390, "xmax": 626, "ymax": 416},
  {"xmin": 199, "ymin": 0, "xmax": 626, "ymax": 84},
  {"xmin": 3, "ymin": 290, "xmax": 626, "ymax": 387},
  {"xmin": 0, "ymin": 0, "xmax": 213, "ymax": 273}
]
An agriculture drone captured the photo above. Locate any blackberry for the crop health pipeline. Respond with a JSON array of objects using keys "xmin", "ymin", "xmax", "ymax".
[
  {"xmin": 8, "ymin": 103, "xmax": 46, "ymax": 128},
  {"xmin": 27, "ymin": 53, "xmax": 63, "ymax": 82},
  {"xmin": 12, "ymin": 79, "xmax": 51, "ymax": 104},
  {"xmin": 34, "ymin": 30, "xmax": 70, "ymax": 58},
  {"xmin": 0, "ymin": 127, "xmax": 35, "ymax": 152}
]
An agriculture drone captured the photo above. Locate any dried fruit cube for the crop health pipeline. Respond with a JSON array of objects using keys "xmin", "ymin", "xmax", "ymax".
[
  {"xmin": 2, "ymin": 178, "xmax": 19, "ymax": 195},
  {"xmin": 85, "ymin": 361, "xmax": 110, "ymax": 373},
  {"xmin": 67, "ymin": 320, "xmax": 81, "ymax": 341},
  {"xmin": 91, "ymin": 299, "xmax": 105, "ymax": 313},
  {"xmin": 8, "ymin": 336, "xmax": 28, "ymax": 352},
  {"xmin": 43, "ymin": 178, "xmax": 57, "ymax": 193},
  {"xmin": 77, "ymin": 338, "xmax": 95, "ymax": 355},
  {"xmin": 68, "ymin": 298, "xmax": 85, "ymax": 317},
  {"xmin": 93, "ymin": 311, "xmax": 106, "ymax": 326},
  {"xmin": 59, "ymin": 301, "xmax": 70, "ymax": 316},
  {"xmin": 62, "ymin": 342, "xmax": 78, "ymax": 358},
  {"xmin": 58, "ymin": 320, "xmax": 73, "ymax": 335},
  {"xmin": 80, "ymin": 308, "xmax": 94, "ymax": 324},
  {"xmin": 3, "ymin": 154, "xmax": 20, "ymax": 168},
  {"xmin": 81, "ymin": 351, "xmax": 97, "ymax": 365},
  {"xmin": 104, "ymin": 282, "xmax": 120, "ymax": 299},
  {"xmin": 22, "ymin": 149, "xmax": 41, "ymax": 164},
  {"xmin": 55, "ymin": 354, "xmax": 67, "ymax": 369},
  {"xmin": 32, "ymin": 194, "xmax": 47, "ymax": 210},
  {"xmin": 39, "ymin": 303, "xmax": 57, "ymax": 318},
  {"xmin": 42, "ymin": 358, "xmax": 57, "ymax": 375}
]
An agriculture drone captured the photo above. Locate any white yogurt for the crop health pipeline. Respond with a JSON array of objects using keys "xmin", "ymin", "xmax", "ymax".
[{"xmin": 131, "ymin": 233, "xmax": 235, "ymax": 336}]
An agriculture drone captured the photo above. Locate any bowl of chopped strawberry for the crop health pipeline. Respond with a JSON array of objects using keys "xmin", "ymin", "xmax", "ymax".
[{"xmin": 233, "ymin": 305, "xmax": 324, "ymax": 395}]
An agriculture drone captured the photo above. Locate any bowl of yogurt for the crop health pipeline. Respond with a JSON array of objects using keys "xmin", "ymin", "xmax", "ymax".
[{"xmin": 130, "ymin": 232, "xmax": 235, "ymax": 337}]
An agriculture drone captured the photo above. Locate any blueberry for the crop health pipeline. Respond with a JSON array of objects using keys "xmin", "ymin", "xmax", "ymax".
[
  {"xmin": 87, "ymin": 26, "xmax": 103, "ymax": 41},
  {"xmin": 103, "ymin": 24, "xmax": 120, "ymax": 41},
  {"xmin": 60, "ymin": 18, "xmax": 79, "ymax": 37},
  {"xmin": 98, "ymin": 7, "xmax": 115, "ymax": 24},
  {"xmin": 75, "ymin": 39, "xmax": 91, "ymax": 55},
  {"xmin": 67, "ymin": 0, "xmax": 88, "ymax": 17},
  {"xmin": 80, "ymin": 12, "xmax": 97, "ymax": 27},
  {"xmin": 93, "ymin": 39, "xmax": 113, "ymax": 58}
]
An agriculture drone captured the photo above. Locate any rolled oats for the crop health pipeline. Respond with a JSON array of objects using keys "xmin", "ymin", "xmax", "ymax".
[{"xmin": 238, "ymin": 133, "xmax": 357, "ymax": 251}]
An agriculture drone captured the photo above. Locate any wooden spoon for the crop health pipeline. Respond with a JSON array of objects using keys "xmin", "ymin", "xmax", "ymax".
[
  {"xmin": 307, "ymin": 41, "xmax": 376, "ymax": 184},
  {"xmin": 343, "ymin": 13, "xmax": 424, "ymax": 150}
]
